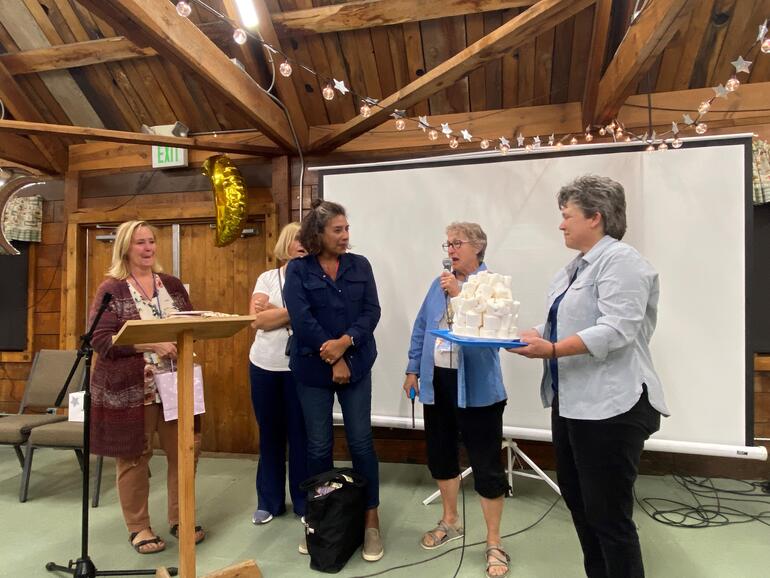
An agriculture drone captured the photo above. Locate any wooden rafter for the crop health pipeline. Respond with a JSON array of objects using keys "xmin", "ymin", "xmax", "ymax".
[
  {"xmin": 0, "ymin": 60, "xmax": 68, "ymax": 172},
  {"xmin": 272, "ymin": 0, "xmax": 539, "ymax": 36},
  {"xmin": 310, "ymin": 0, "xmax": 596, "ymax": 153},
  {"xmin": 592, "ymin": 0, "xmax": 695, "ymax": 124},
  {"xmin": 0, "ymin": 37, "xmax": 154, "ymax": 75},
  {"xmin": 76, "ymin": 0, "xmax": 295, "ymax": 150},
  {"xmin": 581, "ymin": 0, "xmax": 612, "ymax": 128},
  {"xmin": 0, "ymin": 133, "xmax": 56, "ymax": 173},
  {"xmin": 0, "ymin": 119, "xmax": 281, "ymax": 156}
]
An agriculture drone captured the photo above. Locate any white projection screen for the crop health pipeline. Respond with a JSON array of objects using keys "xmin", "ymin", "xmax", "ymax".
[{"xmin": 318, "ymin": 136, "xmax": 763, "ymax": 459}]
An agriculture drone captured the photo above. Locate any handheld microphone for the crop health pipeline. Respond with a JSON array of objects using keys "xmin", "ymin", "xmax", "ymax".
[
  {"xmin": 442, "ymin": 258, "xmax": 452, "ymax": 272},
  {"xmin": 409, "ymin": 387, "xmax": 416, "ymax": 428}
]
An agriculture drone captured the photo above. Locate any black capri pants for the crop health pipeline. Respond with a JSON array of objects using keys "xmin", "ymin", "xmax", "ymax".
[{"xmin": 423, "ymin": 366, "xmax": 509, "ymax": 499}]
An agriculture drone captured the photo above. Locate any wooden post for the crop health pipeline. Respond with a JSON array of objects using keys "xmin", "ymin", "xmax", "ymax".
[
  {"xmin": 271, "ymin": 155, "xmax": 291, "ymax": 229},
  {"xmin": 177, "ymin": 328, "xmax": 196, "ymax": 578}
]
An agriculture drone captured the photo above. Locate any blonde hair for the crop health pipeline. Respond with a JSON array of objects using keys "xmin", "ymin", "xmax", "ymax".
[
  {"xmin": 446, "ymin": 222, "xmax": 488, "ymax": 262},
  {"xmin": 273, "ymin": 222, "xmax": 302, "ymax": 261},
  {"xmin": 107, "ymin": 220, "xmax": 163, "ymax": 279}
]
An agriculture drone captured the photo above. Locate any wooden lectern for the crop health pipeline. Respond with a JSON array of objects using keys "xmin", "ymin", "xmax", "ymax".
[{"xmin": 114, "ymin": 316, "xmax": 262, "ymax": 578}]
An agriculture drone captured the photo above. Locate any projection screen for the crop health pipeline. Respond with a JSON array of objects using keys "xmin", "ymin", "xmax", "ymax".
[{"xmin": 317, "ymin": 135, "xmax": 764, "ymax": 460}]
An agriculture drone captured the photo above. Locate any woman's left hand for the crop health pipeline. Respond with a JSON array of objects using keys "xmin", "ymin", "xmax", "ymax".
[
  {"xmin": 331, "ymin": 358, "xmax": 351, "ymax": 384},
  {"xmin": 510, "ymin": 336, "xmax": 553, "ymax": 359},
  {"xmin": 320, "ymin": 336, "xmax": 351, "ymax": 365}
]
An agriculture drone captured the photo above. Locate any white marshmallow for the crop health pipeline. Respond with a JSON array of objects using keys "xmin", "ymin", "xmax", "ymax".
[
  {"xmin": 483, "ymin": 314, "xmax": 501, "ymax": 331},
  {"xmin": 480, "ymin": 329, "xmax": 497, "ymax": 339},
  {"xmin": 465, "ymin": 311, "xmax": 482, "ymax": 328}
]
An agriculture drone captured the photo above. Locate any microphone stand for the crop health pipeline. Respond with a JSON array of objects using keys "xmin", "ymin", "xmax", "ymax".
[{"xmin": 47, "ymin": 292, "xmax": 176, "ymax": 577}]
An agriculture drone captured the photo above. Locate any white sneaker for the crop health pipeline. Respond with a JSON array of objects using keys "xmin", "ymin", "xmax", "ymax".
[
  {"xmin": 298, "ymin": 537, "xmax": 308, "ymax": 555},
  {"xmin": 252, "ymin": 509, "xmax": 273, "ymax": 525}
]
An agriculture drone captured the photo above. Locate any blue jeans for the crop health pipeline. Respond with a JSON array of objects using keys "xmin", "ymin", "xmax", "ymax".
[
  {"xmin": 296, "ymin": 373, "xmax": 379, "ymax": 509},
  {"xmin": 249, "ymin": 363, "xmax": 308, "ymax": 517}
]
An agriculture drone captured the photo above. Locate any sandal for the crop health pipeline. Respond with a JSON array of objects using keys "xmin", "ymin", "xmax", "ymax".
[
  {"xmin": 169, "ymin": 523, "xmax": 206, "ymax": 544},
  {"xmin": 420, "ymin": 519, "xmax": 464, "ymax": 550},
  {"xmin": 485, "ymin": 544, "xmax": 511, "ymax": 578},
  {"xmin": 129, "ymin": 529, "xmax": 166, "ymax": 554}
]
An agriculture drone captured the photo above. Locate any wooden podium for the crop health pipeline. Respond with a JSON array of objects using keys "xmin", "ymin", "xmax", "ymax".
[{"xmin": 114, "ymin": 316, "xmax": 261, "ymax": 578}]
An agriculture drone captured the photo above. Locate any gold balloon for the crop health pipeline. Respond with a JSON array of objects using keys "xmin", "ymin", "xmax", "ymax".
[{"xmin": 202, "ymin": 155, "xmax": 248, "ymax": 247}]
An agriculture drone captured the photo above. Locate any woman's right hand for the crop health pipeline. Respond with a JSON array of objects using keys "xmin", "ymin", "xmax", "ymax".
[
  {"xmin": 403, "ymin": 373, "xmax": 419, "ymax": 397},
  {"xmin": 150, "ymin": 342, "xmax": 177, "ymax": 359}
]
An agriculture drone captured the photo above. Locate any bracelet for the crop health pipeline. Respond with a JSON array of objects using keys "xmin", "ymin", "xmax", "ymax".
[{"xmin": 550, "ymin": 342, "xmax": 557, "ymax": 359}]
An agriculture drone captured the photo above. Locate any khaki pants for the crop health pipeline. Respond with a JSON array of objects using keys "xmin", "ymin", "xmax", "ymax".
[{"xmin": 115, "ymin": 403, "xmax": 202, "ymax": 533}]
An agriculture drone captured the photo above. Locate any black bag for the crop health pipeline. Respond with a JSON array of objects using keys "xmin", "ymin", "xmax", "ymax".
[{"xmin": 301, "ymin": 468, "xmax": 367, "ymax": 573}]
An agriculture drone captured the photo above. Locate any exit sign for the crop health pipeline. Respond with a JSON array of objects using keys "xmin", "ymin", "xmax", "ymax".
[{"xmin": 152, "ymin": 145, "xmax": 188, "ymax": 168}]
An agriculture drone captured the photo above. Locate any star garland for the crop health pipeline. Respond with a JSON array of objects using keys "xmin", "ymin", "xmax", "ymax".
[{"xmin": 175, "ymin": 1, "xmax": 770, "ymax": 155}]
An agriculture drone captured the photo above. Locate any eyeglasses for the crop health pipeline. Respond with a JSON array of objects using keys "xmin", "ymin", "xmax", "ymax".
[{"xmin": 442, "ymin": 240, "xmax": 471, "ymax": 251}]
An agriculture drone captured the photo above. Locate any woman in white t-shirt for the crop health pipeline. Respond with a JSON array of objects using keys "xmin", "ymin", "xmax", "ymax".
[{"xmin": 248, "ymin": 222, "xmax": 308, "ymax": 525}]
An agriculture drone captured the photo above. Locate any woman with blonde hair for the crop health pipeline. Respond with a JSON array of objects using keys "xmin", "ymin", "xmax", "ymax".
[
  {"xmin": 248, "ymin": 222, "xmax": 309, "ymax": 526},
  {"xmin": 89, "ymin": 220, "xmax": 204, "ymax": 554}
]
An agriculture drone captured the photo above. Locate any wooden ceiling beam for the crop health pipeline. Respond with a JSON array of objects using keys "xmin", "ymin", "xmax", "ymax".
[
  {"xmin": 310, "ymin": 0, "xmax": 596, "ymax": 153},
  {"xmin": 0, "ymin": 119, "xmax": 282, "ymax": 156},
  {"xmin": 581, "ymin": 0, "xmax": 612, "ymax": 128},
  {"xmin": 75, "ymin": 0, "xmax": 295, "ymax": 150},
  {"xmin": 272, "ymin": 0, "xmax": 539, "ymax": 36},
  {"xmin": 592, "ymin": 0, "xmax": 695, "ymax": 125},
  {"xmin": 0, "ymin": 60, "xmax": 68, "ymax": 172},
  {"xmin": 0, "ymin": 37, "xmax": 154, "ymax": 75},
  {"xmin": 0, "ymin": 133, "xmax": 56, "ymax": 173}
]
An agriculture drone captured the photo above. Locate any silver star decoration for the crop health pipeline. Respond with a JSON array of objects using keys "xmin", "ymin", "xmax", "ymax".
[
  {"xmin": 460, "ymin": 129, "xmax": 473, "ymax": 142},
  {"xmin": 333, "ymin": 79, "xmax": 349, "ymax": 95},
  {"xmin": 441, "ymin": 123, "xmax": 453, "ymax": 136},
  {"xmin": 390, "ymin": 109, "xmax": 406, "ymax": 120},
  {"xmin": 500, "ymin": 136, "xmax": 511, "ymax": 148},
  {"xmin": 516, "ymin": 133, "xmax": 525, "ymax": 147},
  {"xmin": 712, "ymin": 84, "xmax": 729, "ymax": 99},
  {"xmin": 731, "ymin": 55, "xmax": 752, "ymax": 74},
  {"xmin": 533, "ymin": 135, "xmax": 541, "ymax": 148},
  {"xmin": 71, "ymin": 396, "xmax": 81, "ymax": 409},
  {"xmin": 642, "ymin": 132, "xmax": 649, "ymax": 143},
  {"xmin": 651, "ymin": 130, "xmax": 657, "ymax": 143},
  {"xmin": 672, "ymin": 122, "xmax": 679, "ymax": 135},
  {"xmin": 417, "ymin": 115, "xmax": 429, "ymax": 132},
  {"xmin": 683, "ymin": 114, "xmax": 694, "ymax": 125},
  {"xmin": 548, "ymin": 134, "xmax": 555, "ymax": 146},
  {"xmin": 758, "ymin": 19, "xmax": 768, "ymax": 42}
]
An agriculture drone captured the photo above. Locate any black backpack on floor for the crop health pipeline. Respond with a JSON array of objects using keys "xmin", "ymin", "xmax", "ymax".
[{"xmin": 301, "ymin": 468, "xmax": 367, "ymax": 573}]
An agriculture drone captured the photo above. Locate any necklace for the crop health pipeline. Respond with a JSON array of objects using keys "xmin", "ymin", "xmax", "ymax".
[{"xmin": 130, "ymin": 272, "xmax": 155, "ymax": 302}]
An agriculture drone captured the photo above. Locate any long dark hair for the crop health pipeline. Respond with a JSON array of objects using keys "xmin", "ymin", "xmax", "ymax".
[{"xmin": 299, "ymin": 199, "xmax": 347, "ymax": 255}]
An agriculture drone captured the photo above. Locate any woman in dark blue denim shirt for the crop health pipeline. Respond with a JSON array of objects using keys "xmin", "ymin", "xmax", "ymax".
[{"xmin": 283, "ymin": 199, "xmax": 384, "ymax": 562}]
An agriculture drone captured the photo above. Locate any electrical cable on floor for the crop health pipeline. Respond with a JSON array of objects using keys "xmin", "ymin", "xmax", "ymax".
[
  {"xmin": 635, "ymin": 474, "xmax": 770, "ymax": 529},
  {"xmin": 451, "ymin": 474, "xmax": 467, "ymax": 578},
  {"xmin": 351, "ymin": 494, "xmax": 561, "ymax": 578}
]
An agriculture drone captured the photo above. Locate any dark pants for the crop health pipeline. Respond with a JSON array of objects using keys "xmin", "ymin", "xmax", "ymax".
[
  {"xmin": 424, "ymin": 366, "xmax": 509, "ymax": 499},
  {"xmin": 249, "ymin": 363, "xmax": 308, "ymax": 517},
  {"xmin": 552, "ymin": 389, "xmax": 660, "ymax": 578},
  {"xmin": 296, "ymin": 373, "xmax": 379, "ymax": 509}
]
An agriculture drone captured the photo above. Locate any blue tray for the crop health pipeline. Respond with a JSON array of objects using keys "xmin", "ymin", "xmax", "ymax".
[{"xmin": 430, "ymin": 329, "xmax": 526, "ymax": 348}]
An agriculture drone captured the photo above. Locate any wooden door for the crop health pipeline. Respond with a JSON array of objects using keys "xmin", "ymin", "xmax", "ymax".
[{"xmin": 179, "ymin": 221, "xmax": 267, "ymax": 453}]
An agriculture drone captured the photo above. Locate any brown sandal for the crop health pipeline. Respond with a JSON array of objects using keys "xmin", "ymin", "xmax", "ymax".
[
  {"xmin": 169, "ymin": 523, "xmax": 206, "ymax": 544},
  {"xmin": 129, "ymin": 529, "xmax": 166, "ymax": 554},
  {"xmin": 485, "ymin": 544, "xmax": 511, "ymax": 578}
]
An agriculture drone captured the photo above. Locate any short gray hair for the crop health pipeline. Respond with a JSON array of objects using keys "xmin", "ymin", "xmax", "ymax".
[
  {"xmin": 557, "ymin": 175, "xmax": 627, "ymax": 240},
  {"xmin": 446, "ymin": 222, "xmax": 488, "ymax": 262}
]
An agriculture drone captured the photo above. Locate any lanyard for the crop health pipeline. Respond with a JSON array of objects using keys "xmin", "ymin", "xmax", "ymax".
[{"xmin": 130, "ymin": 272, "xmax": 163, "ymax": 319}]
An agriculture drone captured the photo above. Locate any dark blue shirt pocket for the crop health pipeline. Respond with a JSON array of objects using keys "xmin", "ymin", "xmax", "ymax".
[{"xmin": 302, "ymin": 278, "xmax": 328, "ymax": 307}]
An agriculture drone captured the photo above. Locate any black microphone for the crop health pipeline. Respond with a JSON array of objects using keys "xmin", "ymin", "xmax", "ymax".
[{"xmin": 101, "ymin": 291, "xmax": 113, "ymax": 308}]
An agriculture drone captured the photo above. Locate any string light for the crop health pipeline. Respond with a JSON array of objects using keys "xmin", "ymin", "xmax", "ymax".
[
  {"xmin": 695, "ymin": 122, "xmax": 708, "ymax": 135},
  {"xmin": 395, "ymin": 118, "xmax": 406, "ymax": 131},
  {"xmin": 645, "ymin": 144, "xmax": 655, "ymax": 152},
  {"xmin": 449, "ymin": 136, "xmax": 459, "ymax": 149},
  {"xmin": 763, "ymin": 38, "xmax": 770, "ymax": 53},
  {"xmin": 428, "ymin": 129, "xmax": 439, "ymax": 141},
  {"xmin": 599, "ymin": 127, "xmax": 606, "ymax": 136},
  {"xmin": 672, "ymin": 137, "xmax": 683, "ymax": 149},
  {"xmin": 279, "ymin": 60, "xmax": 293, "ymax": 77},
  {"xmin": 322, "ymin": 84, "xmax": 335, "ymax": 101},
  {"xmin": 233, "ymin": 28, "xmax": 248, "ymax": 45},
  {"xmin": 176, "ymin": 1, "xmax": 192, "ymax": 17},
  {"xmin": 658, "ymin": 142, "xmax": 668, "ymax": 151},
  {"xmin": 499, "ymin": 143, "xmax": 510, "ymax": 154},
  {"xmin": 725, "ymin": 76, "xmax": 740, "ymax": 91},
  {"xmin": 480, "ymin": 139, "xmax": 490, "ymax": 150},
  {"xmin": 569, "ymin": 136, "xmax": 578, "ymax": 146},
  {"xmin": 359, "ymin": 101, "xmax": 372, "ymax": 118},
  {"xmin": 698, "ymin": 101, "xmax": 711, "ymax": 114}
]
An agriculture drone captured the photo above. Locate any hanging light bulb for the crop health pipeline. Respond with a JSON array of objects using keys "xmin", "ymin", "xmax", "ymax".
[
  {"xmin": 359, "ymin": 101, "xmax": 372, "ymax": 118},
  {"xmin": 233, "ymin": 28, "xmax": 248, "ymax": 45},
  {"xmin": 658, "ymin": 142, "xmax": 668, "ymax": 151},
  {"xmin": 569, "ymin": 136, "xmax": 578, "ymax": 146},
  {"xmin": 599, "ymin": 127, "xmax": 606, "ymax": 136},
  {"xmin": 698, "ymin": 101, "xmax": 711, "ymax": 114},
  {"xmin": 585, "ymin": 132, "xmax": 594, "ymax": 142},
  {"xmin": 762, "ymin": 38, "xmax": 770, "ymax": 54},
  {"xmin": 395, "ymin": 118, "xmax": 406, "ymax": 131},
  {"xmin": 428, "ymin": 129, "xmax": 439, "ymax": 141},
  {"xmin": 624, "ymin": 136, "xmax": 631, "ymax": 142},
  {"xmin": 322, "ymin": 84, "xmax": 335, "ymax": 100},
  {"xmin": 645, "ymin": 144, "xmax": 655, "ymax": 152},
  {"xmin": 279, "ymin": 60, "xmax": 293, "ymax": 77},
  {"xmin": 615, "ymin": 127, "xmax": 624, "ymax": 138},
  {"xmin": 555, "ymin": 141, "xmax": 563, "ymax": 148},
  {"xmin": 480, "ymin": 138, "xmax": 490, "ymax": 150},
  {"xmin": 176, "ymin": 1, "xmax": 192, "ymax": 17},
  {"xmin": 672, "ymin": 137, "xmax": 683, "ymax": 149},
  {"xmin": 499, "ymin": 142, "xmax": 510, "ymax": 155},
  {"xmin": 695, "ymin": 122, "xmax": 708, "ymax": 134},
  {"xmin": 449, "ymin": 136, "xmax": 459, "ymax": 149},
  {"xmin": 726, "ymin": 76, "xmax": 740, "ymax": 92}
]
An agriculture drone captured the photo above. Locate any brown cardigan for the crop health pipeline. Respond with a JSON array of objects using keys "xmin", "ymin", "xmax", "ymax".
[{"xmin": 89, "ymin": 273, "xmax": 193, "ymax": 457}]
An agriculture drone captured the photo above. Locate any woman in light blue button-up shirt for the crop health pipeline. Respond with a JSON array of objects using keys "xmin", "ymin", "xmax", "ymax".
[
  {"xmin": 511, "ymin": 175, "xmax": 669, "ymax": 578},
  {"xmin": 403, "ymin": 222, "xmax": 511, "ymax": 578}
]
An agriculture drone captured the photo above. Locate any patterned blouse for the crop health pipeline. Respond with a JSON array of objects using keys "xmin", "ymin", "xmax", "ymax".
[{"xmin": 126, "ymin": 274, "xmax": 180, "ymax": 405}]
